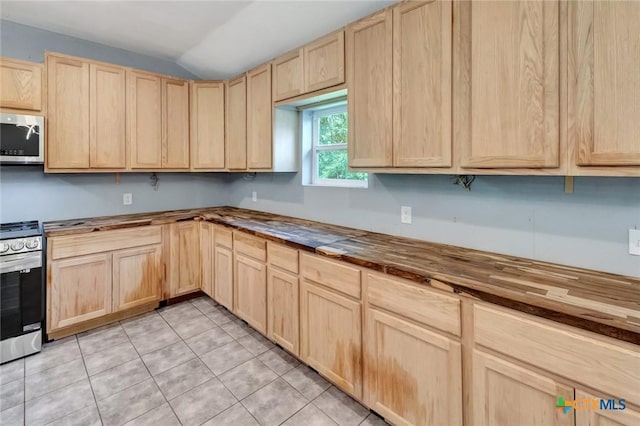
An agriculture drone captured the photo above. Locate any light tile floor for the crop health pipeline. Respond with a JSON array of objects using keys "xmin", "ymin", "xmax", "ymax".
[{"xmin": 0, "ymin": 297, "xmax": 387, "ymax": 426}]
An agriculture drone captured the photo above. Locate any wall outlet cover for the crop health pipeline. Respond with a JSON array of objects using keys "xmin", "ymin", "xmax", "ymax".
[
  {"xmin": 630, "ymin": 229, "xmax": 640, "ymax": 256},
  {"xmin": 401, "ymin": 206, "xmax": 412, "ymax": 224},
  {"xmin": 252, "ymin": 191, "xmax": 257, "ymax": 202},
  {"xmin": 123, "ymin": 193, "xmax": 133, "ymax": 206}
]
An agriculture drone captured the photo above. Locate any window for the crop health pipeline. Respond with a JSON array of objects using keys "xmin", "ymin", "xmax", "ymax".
[{"xmin": 309, "ymin": 104, "xmax": 368, "ymax": 188}]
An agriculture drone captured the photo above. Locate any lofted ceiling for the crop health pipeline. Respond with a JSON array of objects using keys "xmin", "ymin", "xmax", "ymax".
[{"xmin": 1, "ymin": 0, "xmax": 395, "ymax": 79}]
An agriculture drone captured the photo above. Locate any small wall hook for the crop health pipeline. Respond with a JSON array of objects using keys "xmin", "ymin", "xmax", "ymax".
[{"xmin": 452, "ymin": 175, "xmax": 476, "ymax": 191}]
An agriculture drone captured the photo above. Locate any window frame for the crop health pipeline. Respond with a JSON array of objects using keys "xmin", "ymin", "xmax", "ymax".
[{"xmin": 311, "ymin": 104, "xmax": 367, "ymax": 188}]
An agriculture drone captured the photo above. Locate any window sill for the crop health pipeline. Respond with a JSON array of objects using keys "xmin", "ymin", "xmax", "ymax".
[{"xmin": 303, "ymin": 181, "xmax": 369, "ymax": 189}]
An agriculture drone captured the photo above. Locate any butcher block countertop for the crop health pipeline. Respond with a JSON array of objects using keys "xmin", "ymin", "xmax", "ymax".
[{"xmin": 43, "ymin": 207, "xmax": 640, "ymax": 344}]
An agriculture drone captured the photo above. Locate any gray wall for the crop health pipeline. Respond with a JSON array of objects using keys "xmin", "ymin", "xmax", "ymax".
[
  {"xmin": 0, "ymin": 20, "xmax": 224, "ymax": 224},
  {"xmin": 229, "ymin": 173, "xmax": 640, "ymax": 278},
  {"xmin": 0, "ymin": 20, "xmax": 197, "ymax": 79}
]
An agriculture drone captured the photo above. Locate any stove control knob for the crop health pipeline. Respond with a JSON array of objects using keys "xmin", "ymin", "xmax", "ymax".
[
  {"xmin": 26, "ymin": 238, "xmax": 40, "ymax": 249},
  {"xmin": 0, "ymin": 242, "xmax": 9, "ymax": 253},
  {"xmin": 11, "ymin": 240, "xmax": 25, "ymax": 251}
]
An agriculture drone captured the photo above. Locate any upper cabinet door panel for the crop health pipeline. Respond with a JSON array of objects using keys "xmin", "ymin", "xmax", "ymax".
[
  {"xmin": 347, "ymin": 10, "xmax": 393, "ymax": 168},
  {"xmin": 273, "ymin": 49, "xmax": 304, "ymax": 102},
  {"xmin": 0, "ymin": 58, "xmax": 43, "ymax": 111},
  {"xmin": 247, "ymin": 64, "xmax": 273, "ymax": 170},
  {"xmin": 191, "ymin": 82, "xmax": 225, "ymax": 169},
  {"xmin": 128, "ymin": 71, "xmax": 162, "ymax": 169},
  {"xmin": 47, "ymin": 55, "xmax": 90, "ymax": 169},
  {"xmin": 456, "ymin": 0, "xmax": 560, "ymax": 169},
  {"xmin": 571, "ymin": 0, "xmax": 640, "ymax": 167},
  {"xmin": 304, "ymin": 31, "xmax": 345, "ymax": 93},
  {"xmin": 90, "ymin": 63, "xmax": 126, "ymax": 169},
  {"xmin": 162, "ymin": 78, "xmax": 190, "ymax": 169},
  {"xmin": 226, "ymin": 76, "xmax": 247, "ymax": 170},
  {"xmin": 393, "ymin": 0, "xmax": 452, "ymax": 168}
]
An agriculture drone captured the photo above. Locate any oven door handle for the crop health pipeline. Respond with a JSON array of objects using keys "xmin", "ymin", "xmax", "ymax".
[{"xmin": 0, "ymin": 252, "xmax": 42, "ymax": 274}]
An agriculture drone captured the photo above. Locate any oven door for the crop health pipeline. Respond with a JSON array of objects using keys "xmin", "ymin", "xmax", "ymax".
[
  {"xmin": 0, "ymin": 113, "xmax": 45, "ymax": 164},
  {"xmin": 0, "ymin": 252, "xmax": 43, "ymax": 341}
]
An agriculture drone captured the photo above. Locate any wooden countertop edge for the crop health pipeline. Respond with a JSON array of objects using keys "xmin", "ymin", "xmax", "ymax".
[{"xmin": 43, "ymin": 208, "xmax": 640, "ymax": 345}]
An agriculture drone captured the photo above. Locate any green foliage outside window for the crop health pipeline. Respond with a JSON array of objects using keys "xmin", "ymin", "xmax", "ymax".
[{"xmin": 316, "ymin": 112, "xmax": 367, "ymax": 181}]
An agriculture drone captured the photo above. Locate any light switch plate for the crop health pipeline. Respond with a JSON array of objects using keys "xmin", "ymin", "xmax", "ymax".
[
  {"xmin": 252, "ymin": 191, "xmax": 257, "ymax": 202},
  {"xmin": 630, "ymin": 229, "xmax": 640, "ymax": 256},
  {"xmin": 123, "ymin": 193, "xmax": 133, "ymax": 206},
  {"xmin": 401, "ymin": 206, "xmax": 412, "ymax": 224}
]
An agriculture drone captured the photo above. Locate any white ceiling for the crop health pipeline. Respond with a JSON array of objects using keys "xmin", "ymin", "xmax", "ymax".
[{"xmin": 1, "ymin": 0, "xmax": 395, "ymax": 79}]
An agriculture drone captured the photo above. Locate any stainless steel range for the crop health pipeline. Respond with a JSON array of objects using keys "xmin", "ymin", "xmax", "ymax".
[{"xmin": 0, "ymin": 221, "xmax": 44, "ymax": 363}]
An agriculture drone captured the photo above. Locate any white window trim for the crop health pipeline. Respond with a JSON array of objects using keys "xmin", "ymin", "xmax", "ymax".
[{"xmin": 311, "ymin": 104, "xmax": 367, "ymax": 188}]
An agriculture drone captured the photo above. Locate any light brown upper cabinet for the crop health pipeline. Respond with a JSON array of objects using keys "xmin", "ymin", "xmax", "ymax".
[
  {"xmin": 247, "ymin": 63, "xmax": 273, "ymax": 170},
  {"xmin": 128, "ymin": 70, "xmax": 162, "ymax": 169},
  {"xmin": 46, "ymin": 55, "xmax": 90, "ymax": 169},
  {"xmin": 90, "ymin": 64, "xmax": 126, "ymax": 169},
  {"xmin": 0, "ymin": 57, "xmax": 43, "ymax": 111},
  {"xmin": 304, "ymin": 30, "xmax": 345, "ymax": 93},
  {"xmin": 273, "ymin": 49, "xmax": 304, "ymax": 102},
  {"xmin": 226, "ymin": 75, "xmax": 247, "ymax": 170},
  {"xmin": 191, "ymin": 81, "xmax": 225, "ymax": 170},
  {"xmin": 162, "ymin": 78, "xmax": 190, "ymax": 169},
  {"xmin": 347, "ymin": 9, "xmax": 393, "ymax": 168},
  {"xmin": 393, "ymin": 1, "xmax": 452, "ymax": 168},
  {"xmin": 569, "ymin": 0, "xmax": 640, "ymax": 173},
  {"xmin": 455, "ymin": 0, "xmax": 560, "ymax": 169}
]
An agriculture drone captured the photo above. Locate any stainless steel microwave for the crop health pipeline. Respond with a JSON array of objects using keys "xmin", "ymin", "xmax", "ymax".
[{"xmin": 0, "ymin": 113, "xmax": 45, "ymax": 164}]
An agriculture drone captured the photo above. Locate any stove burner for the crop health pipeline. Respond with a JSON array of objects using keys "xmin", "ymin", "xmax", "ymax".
[{"xmin": 0, "ymin": 221, "xmax": 39, "ymax": 233}]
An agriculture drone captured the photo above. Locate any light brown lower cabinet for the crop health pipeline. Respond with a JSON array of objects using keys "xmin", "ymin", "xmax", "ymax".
[
  {"xmin": 365, "ymin": 307, "xmax": 462, "ymax": 426},
  {"xmin": 267, "ymin": 266, "xmax": 299, "ymax": 355},
  {"xmin": 472, "ymin": 349, "xmax": 574, "ymax": 426},
  {"xmin": 213, "ymin": 226, "xmax": 234, "ymax": 310},
  {"xmin": 49, "ymin": 253, "xmax": 112, "ymax": 330},
  {"xmin": 233, "ymin": 253, "xmax": 267, "ymax": 334},
  {"xmin": 200, "ymin": 222, "xmax": 214, "ymax": 298},
  {"xmin": 112, "ymin": 245, "xmax": 162, "ymax": 312},
  {"xmin": 300, "ymin": 279, "xmax": 362, "ymax": 398},
  {"xmin": 575, "ymin": 390, "xmax": 640, "ymax": 426},
  {"xmin": 168, "ymin": 221, "xmax": 201, "ymax": 297}
]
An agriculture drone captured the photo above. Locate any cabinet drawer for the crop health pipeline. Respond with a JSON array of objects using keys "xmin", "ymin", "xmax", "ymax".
[
  {"xmin": 214, "ymin": 226, "xmax": 233, "ymax": 249},
  {"xmin": 233, "ymin": 231, "xmax": 266, "ymax": 262},
  {"xmin": 268, "ymin": 242, "xmax": 298, "ymax": 274},
  {"xmin": 50, "ymin": 226, "xmax": 162, "ymax": 260},
  {"xmin": 366, "ymin": 272, "xmax": 460, "ymax": 336},
  {"xmin": 300, "ymin": 253, "xmax": 361, "ymax": 299},
  {"xmin": 474, "ymin": 304, "xmax": 640, "ymax": 405}
]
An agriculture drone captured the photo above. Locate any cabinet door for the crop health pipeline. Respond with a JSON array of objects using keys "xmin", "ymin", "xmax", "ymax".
[
  {"xmin": 226, "ymin": 75, "xmax": 247, "ymax": 170},
  {"xmin": 234, "ymin": 253, "xmax": 267, "ymax": 334},
  {"xmin": 128, "ymin": 71, "xmax": 162, "ymax": 169},
  {"xmin": 300, "ymin": 280, "xmax": 362, "ymax": 398},
  {"xmin": 393, "ymin": 0, "xmax": 452, "ymax": 168},
  {"xmin": 0, "ymin": 58, "xmax": 42, "ymax": 111},
  {"xmin": 273, "ymin": 49, "xmax": 304, "ymax": 102},
  {"xmin": 112, "ymin": 245, "xmax": 161, "ymax": 312},
  {"xmin": 365, "ymin": 307, "xmax": 462, "ymax": 426},
  {"xmin": 455, "ymin": 0, "xmax": 560, "ymax": 169},
  {"xmin": 472, "ymin": 350, "xmax": 574, "ymax": 426},
  {"xmin": 169, "ymin": 222, "xmax": 201, "ymax": 297},
  {"xmin": 575, "ymin": 390, "xmax": 640, "ymax": 426},
  {"xmin": 571, "ymin": 1, "xmax": 640, "ymax": 167},
  {"xmin": 247, "ymin": 64, "xmax": 273, "ymax": 170},
  {"xmin": 304, "ymin": 31, "xmax": 345, "ymax": 93},
  {"xmin": 200, "ymin": 222, "xmax": 214, "ymax": 298},
  {"xmin": 191, "ymin": 82, "xmax": 225, "ymax": 169},
  {"xmin": 267, "ymin": 267, "xmax": 299, "ymax": 355},
  {"xmin": 347, "ymin": 9, "xmax": 393, "ymax": 168},
  {"xmin": 162, "ymin": 78, "xmax": 190, "ymax": 169},
  {"xmin": 90, "ymin": 63, "xmax": 126, "ymax": 169},
  {"xmin": 49, "ymin": 253, "xmax": 112, "ymax": 331},
  {"xmin": 47, "ymin": 55, "xmax": 90, "ymax": 169},
  {"xmin": 214, "ymin": 245, "xmax": 233, "ymax": 310}
]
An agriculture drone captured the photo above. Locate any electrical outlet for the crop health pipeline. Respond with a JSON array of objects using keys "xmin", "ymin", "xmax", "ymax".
[
  {"xmin": 252, "ymin": 191, "xmax": 257, "ymax": 202},
  {"xmin": 123, "ymin": 193, "xmax": 133, "ymax": 206},
  {"xmin": 630, "ymin": 229, "xmax": 640, "ymax": 256},
  {"xmin": 401, "ymin": 206, "xmax": 412, "ymax": 224}
]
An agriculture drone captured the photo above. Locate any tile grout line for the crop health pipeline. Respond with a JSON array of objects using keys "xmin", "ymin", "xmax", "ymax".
[
  {"xmin": 120, "ymin": 312, "xmax": 183, "ymax": 425},
  {"xmin": 76, "ymin": 335, "xmax": 104, "ymax": 426}
]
